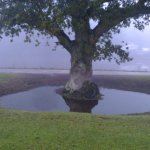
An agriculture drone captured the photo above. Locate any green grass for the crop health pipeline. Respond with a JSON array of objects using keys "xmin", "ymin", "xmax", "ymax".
[
  {"xmin": 0, "ymin": 109, "xmax": 150, "ymax": 150},
  {"xmin": 0, "ymin": 74, "xmax": 17, "ymax": 83},
  {"xmin": 0, "ymin": 73, "xmax": 16, "ymax": 79}
]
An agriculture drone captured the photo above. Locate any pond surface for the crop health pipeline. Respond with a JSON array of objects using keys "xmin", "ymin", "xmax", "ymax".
[{"xmin": 0, "ymin": 86, "xmax": 150, "ymax": 115}]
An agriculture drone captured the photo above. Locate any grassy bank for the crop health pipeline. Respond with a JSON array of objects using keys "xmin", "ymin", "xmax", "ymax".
[
  {"xmin": 0, "ymin": 74, "xmax": 17, "ymax": 83},
  {"xmin": 0, "ymin": 109, "xmax": 150, "ymax": 150},
  {"xmin": 1, "ymin": 73, "xmax": 150, "ymax": 96}
]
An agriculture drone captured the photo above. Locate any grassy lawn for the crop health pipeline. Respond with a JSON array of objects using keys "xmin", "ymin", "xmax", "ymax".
[
  {"xmin": 0, "ymin": 74, "xmax": 17, "ymax": 83},
  {"xmin": 0, "ymin": 109, "xmax": 150, "ymax": 150}
]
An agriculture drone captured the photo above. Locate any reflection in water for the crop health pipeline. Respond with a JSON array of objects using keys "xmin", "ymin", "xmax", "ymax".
[
  {"xmin": 63, "ymin": 98, "xmax": 99, "ymax": 113},
  {"xmin": 55, "ymin": 88, "xmax": 102, "ymax": 113},
  {"xmin": 58, "ymin": 89, "xmax": 103, "ymax": 113},
  {"xmin": 2, "ymin": 86, "xmax": 150, "ymax": 114}
]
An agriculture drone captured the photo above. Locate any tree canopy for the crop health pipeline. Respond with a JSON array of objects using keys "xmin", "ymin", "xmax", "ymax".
[{"xmin": 0, "ymin": 0, "xmax": 150, "ymax": 63}]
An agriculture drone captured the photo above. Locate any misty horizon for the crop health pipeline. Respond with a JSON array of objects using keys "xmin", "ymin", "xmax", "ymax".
[{"xmin": 0, "ymin": 24, "xmax": 150, "ymax": 71}]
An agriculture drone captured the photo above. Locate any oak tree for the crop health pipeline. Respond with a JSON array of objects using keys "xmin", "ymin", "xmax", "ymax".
[{"xmin": 0, "ymin": 0, "xmax": 150, "ymax": 99}]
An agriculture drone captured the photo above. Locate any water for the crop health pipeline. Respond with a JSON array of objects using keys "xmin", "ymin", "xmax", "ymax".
[
  {"xmin": 0, "ymin": 68, "xmax": 150, "ymax": 76},
  {"xmin": 0, "ymin": 86, "xmax": 150, "ymax": 115}
]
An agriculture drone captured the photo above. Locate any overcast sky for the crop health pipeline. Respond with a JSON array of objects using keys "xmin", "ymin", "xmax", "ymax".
[{"xmin": 0, "ymin": 24, "xmax": 150, "ymax": 71}]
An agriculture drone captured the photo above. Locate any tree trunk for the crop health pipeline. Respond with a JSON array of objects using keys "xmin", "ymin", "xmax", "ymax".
[
  {"xmin": 64, "ymin": 48, "xmax": 100, "ymax": 100},
  {"xmin": 66, "ymin": 50, "xmax": 92, "ymax": 91}
]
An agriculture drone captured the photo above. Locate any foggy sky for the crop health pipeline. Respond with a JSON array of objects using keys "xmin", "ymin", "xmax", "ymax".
[{"xmin": 0, "ymin": 25, "xmax": 150, "ymax": 71}]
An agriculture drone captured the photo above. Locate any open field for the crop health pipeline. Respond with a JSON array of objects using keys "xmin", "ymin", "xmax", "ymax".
[
  {"xmin": 0, "ymin": 73, "xmax": 150, "ymax": 96},
  {"xmin": 0, "ymin": 109, "xmax": 150, "ymax": 150}
]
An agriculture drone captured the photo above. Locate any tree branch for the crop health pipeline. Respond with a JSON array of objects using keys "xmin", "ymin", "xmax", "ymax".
[
  {"xmin": 92, "ymin": 2, "xmax": 150, "ymax": 43},
  {"xmin": 138, "ymin": 0, "xmax": 147, "ymax": 6},
  {"xmin": 55, "ymin": 30, "xmax": 74, "ymax": 54}
]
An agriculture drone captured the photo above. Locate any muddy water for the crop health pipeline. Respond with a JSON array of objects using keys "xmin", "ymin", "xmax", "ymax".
[{"xmin": 0, "ymin": 86, "xmax": 150, "ymax": 115}]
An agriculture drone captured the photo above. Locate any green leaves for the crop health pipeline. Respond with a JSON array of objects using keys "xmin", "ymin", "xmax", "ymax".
[
  {"xmin": 0, "ymin": 0, "xmax": 150, "ymax": 64},
  {"xmin": 93, "ymin": 32, "xmax": 132, "ymax": 64}
]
